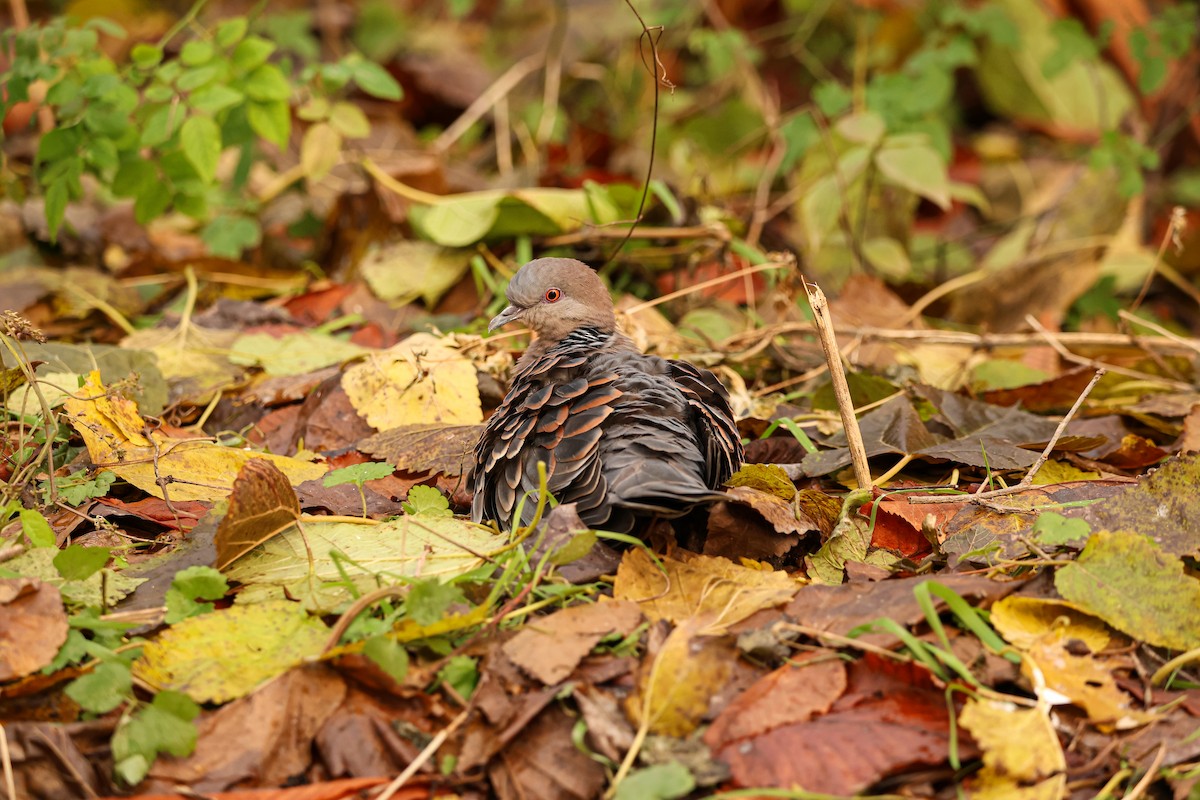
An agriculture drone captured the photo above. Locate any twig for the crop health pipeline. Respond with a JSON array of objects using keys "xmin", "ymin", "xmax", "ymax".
[
  {"xmin": 1124, "ymin": 742, "xmax": 1167, "ymax": 800},
  {"xmin": 320, "ymin": 585, "xmax": 407, "ymax": 656},
  {"xmin": 805, "ymin": 279, "xmax": 872, "ymax": 491},
  {"xmin": 1026, "ymin": 315, "xmax": 1190, "ymax": 390},
  {"xmin": 1150, "ymin": 645, "xmax": 1200, "ymax": 687},
  {"xmin": 1118, "ymin": 310, "xmax": 1200, "ymax": 356},
  {"xmin": 1129, "ymin": 206, "xmax": 1187, "ymax": 313},
  {"xmin": 374, "ymin": 708, "xmax": 470, "ymax": 800},
  {"xmin": 433, "ymin": 55, "xmax": 543, "ymax": 153},
  {"xmin": 908, "ymin": 368, "xmax": 1104, "ymax": 505},
  {"xmin": 0, "ymin": 723, "xmax": 14, "ymax": 800}
]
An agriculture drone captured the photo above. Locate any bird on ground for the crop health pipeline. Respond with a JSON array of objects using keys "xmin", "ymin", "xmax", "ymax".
[{"xmin": 471, "ymin": 257, "xmax": 743, "ymax": 533}]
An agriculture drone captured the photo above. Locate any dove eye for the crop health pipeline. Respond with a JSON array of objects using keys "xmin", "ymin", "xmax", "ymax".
[{"xmin": 544, "ymin": 287, "xmax": 562, "ymax": 303}]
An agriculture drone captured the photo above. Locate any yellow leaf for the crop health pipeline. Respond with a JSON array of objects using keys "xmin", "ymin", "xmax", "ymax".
[
  {"xmin": 133, "ymin": 599, "xmax": 329, "ymax": 704},
  {"xmin": 960, "ymin": 698, "xmax": 1066, "ymax": 800},
  {"xmin": 65, "ymin": 372, "xmax": 325, "ymax": 501},
  {"xmin": 625, "ymin": 619, "xmax": 732, "ymax": 737},
  {"xmin": 1022, "ymin": 638, "xmax": 1156, "ymax": 731},
  {"xmin": 613, "ymin": 548, "xmax": 797, "ymax": 633},
  {"xmin": 990, "ymin": 596, "xmax": 1111, "ymax": 653},
  {"xmin": 341, "ymin": 332, "xmax": 482, "ymax": 429}
]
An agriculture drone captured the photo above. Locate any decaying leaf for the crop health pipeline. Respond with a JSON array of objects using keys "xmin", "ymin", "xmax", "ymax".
[
  {"xmin": 0, "ymin": 578, "xmax": 69, "ymax": 681},
  {"xmin": 341, "ymin": 332, "xmax": 482, "ymax": 429},
  {"xmin": 64, "ymin": 372, "xmax": 326, "ymax": 502},
  {"xmin": 960, "ymin": 698, "xmax": 1066, "ymax": 800},
  {"xmin": 624, "ymin": 618, "xmax": 733, "ymax": 737},
  {"xmin": 613, "ymin": 548, "xmax": 796, "ymax": 633},
  {"xmin": 503, "ymin": 600, "xmax": 642, "ymax": 685},
  {"xmin": 133, "ymin": 599, "xmax": 330, "ymax": 704},
  {"xmin": 213, "ymin": 459, "xmax": 302, "ymax": 570},
  {"xmin": 990, "ymin": 596, "xmax": 1111, "ymax": 653},
  {"xmin": 359, "ymin": 422, "xmax": 484, "ymax": 476}
]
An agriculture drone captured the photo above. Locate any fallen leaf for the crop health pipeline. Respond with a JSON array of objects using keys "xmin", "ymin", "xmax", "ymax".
[
  {"xmin": 341, "ymin": 332, "xmax": 482, "ymax": 429},
  {"xmin": 1056, "ymin": 530, "xmax": 1200, "ymax": 651},
  {"xmin": 1022, "ymin": 638, "xmax": 1155, "ymax": 731},
  {"xmin": 502, "ymin": 600, "xmax": 642, "ymax": 685},
  {"xmin": 359, "ymin": 239, "xmax": 474, "ymax": 306},
  {"xmin": 230, "ymin": 331, "xmax": 370, "ymax": 377},
  {"xmin": 959, "ymin": 697, "xmax": 1066, "ymax": 800},
  {"xmin": 65, "ymin": 371, "xmax": 326, "ymax": 502},
  {"xmin": 214, "ymin": 459, "xmax": 302, "ymax": 570},
  {"xmin": 613, "ymin": 549, "xmax": 797, "ymax": 633},
  {"xmin": 990, "ymin": 596, "xmax": 1111, "ymax": 653},
  {"xmin": 1083, "ymin": 453, "xmax": 1200, "ymax": 557},
  {"xmin": 133, "ymin": 599, "xmax": 330, "ymax": 704},
  {"xmin": 359, "ymin": 422, "xmax": 484, "ymax": 476},
  {"xmin": 625, "ymin": 619, "xmax": 734, "ymax": 737},
  {"xmin": 0, "ymin": 579, "xmax": 69, "ymax": 681}
]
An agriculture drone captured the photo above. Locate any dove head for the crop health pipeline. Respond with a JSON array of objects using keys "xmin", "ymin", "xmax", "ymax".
[{"xmin": 488, "ymin": 258, "xmax": 616, "ymax": 341}]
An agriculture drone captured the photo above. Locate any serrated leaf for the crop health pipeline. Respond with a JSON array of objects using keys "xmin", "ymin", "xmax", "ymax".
[
  {"xmin": 402, "ymin": 485, "xmax": 452, "ymax": 517},
  {"xmin": 20, "ymin": 509, "xmax": 55, "ymax": 548},
  {"xmin": 53, "ymin": 545, "xmax": 111, "ymax": 582},
  {"xmin": 323, "ymin": 461, "xmax": 394, "ymax": 487},
  {"xmin": 179, "ymin": 115, "xmax": 221, "ymax": 183},
  {"xmin": 65, "ymin": 660, "xmax": 132, "ymax": 714}
]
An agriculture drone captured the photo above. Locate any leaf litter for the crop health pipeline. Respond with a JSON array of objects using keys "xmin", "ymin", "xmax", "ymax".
[{"xmin": 1, "ymin": 1, "xmax": 1200, "ymax": 798}]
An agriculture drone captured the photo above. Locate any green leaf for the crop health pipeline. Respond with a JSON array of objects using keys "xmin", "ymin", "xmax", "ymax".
[
  {"xmin": 36, "ymin": 127, "xmax": 81, "ymax": 163},
  {"xmin": 180, "ymin": 115, "xmax": 221, "ymax": 183},
  {"xmin": 323, "ymin": 461, "xmax": 394, "ymax": 487},
  {"xmin": 875, "ymin": 140, "xmax": 951, "ymax": 209},
  {"xmin": 328, "ymin": 101, "xmax": 370, "ymax": 138},
  {"xmin": 363, "ymin": 635, "xmax": 409, "ymax": 683},
  {"xmin": 861, "ymin": 236, "xmax": 911, "ymax": 279},
  {"xmin": 437, "ymin": 655, "xmax": 478, "ymax": 699},
  {"xmin": 813, "ymin": 81, "xmax": 852, "ymax": 116},
  {"xmin": 65, "ymin": 660, "xmax": 132, "ymax": 714},
  {"xmin": 201, "ymin": 215, "xmax": 262, "ymax": 258},
  {"xmin": 165, "ymin": 566, "xmax": 228, "ymax": 624},
  {"xmin": 188, "ymin": 85, "xmax": 244, "ymax": 115},
  {"xmin": 835, "ymin": 110, "xmax": 886, "ymax": 146},
  {"xmin": 231, "ymin": 36, "xmax": 276, "ymax": 72},
  {"xmin": 176, "ymin": 65, "xmax": 220, "ymax": 92},
  {"xmin": 1056, "ymin": 530, "xmax": 1200, "ymax": 650},
  {"xmin": 614, "ymin": 762, "xmax": 696, "ymax": 800},
  {"xmin": 407, "ymin": 579, "xmax": 465, "ymax": 626},
  {"xmin": 246, "ymin": 100, "xmax": 291, "ymax": 148},
  {"xmin": 112, "ymin": 691, "xmax": 199, "ymax": 786},
  {"xmin": 56, "ymin": 470, "xmax": 117, "ymax": 506},
  {"xmin": 1031, "ymin": 512, "xmax": 1090, "ymax": 546},
  {"xmin": 180, "ymin": 40, "xmax": 215, "ymax": 66},
  {"xmin": 402, "ymin": 485, "xmax": 452, "ymax": 517},
  {"xmin": 133, "ymin": 180, "xmax": 171, "ymax": 225},
  {"xmin": 140, "ymin": 104, "xmax": 182, "ymax": 148},
  {"xmin": 44, "ymin": 177, "xmax": 69, "ymax": 243},
  {"xmin": 242, "ymin": 64, "xmax": 291, "ymax": 102},
  {"xmin": 352, "ymin": 60, "xmax": 403, "ymax": 100},
  {"xmin": 216, "ymin": 17, "xmax": 248, "ymax": 48},
  {"xmin": 54, "ymin": 545, "xmax": 111, "ymax": 581}
]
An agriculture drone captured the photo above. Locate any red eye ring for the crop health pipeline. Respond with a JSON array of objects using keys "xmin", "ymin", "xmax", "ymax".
[{"xmin": 544, "ymin": 287, "xmax": 562, "ymax": 303}]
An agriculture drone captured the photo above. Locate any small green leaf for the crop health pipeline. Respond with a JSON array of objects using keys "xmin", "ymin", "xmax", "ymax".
[
  {"xmin": 133, "ymin": 180, "xmax": 171, "ymax": 224},
  {"xmin": 112, "ymin": 690, "xmax": 200, "ymax": 786},
  {"xmin": 352, "ymin": 60, "xmax": 402, "ymax": 100},
  {"xmin": 65, "ymin": 660, "xmax": 132, "ymax": 714},
  {"xmin": 875, "ymin": 140, "xmax": 951, "ymax": 209},
  {"xmin": 242, "ymin": 64, "xmax": 291, "ymax": 102},
  {"xmin": 437, "ymin": 655, "xmax": 478, "ymax": 699},
  {"xmin": 406, "ymin": 579, "xmax": 464, "ymax": 625},
  {"xmin": 1031, "ymin": 512, "xmax": 1091, "ymax": 546},
  {"xmin": 180, "ymin": 40, "xmax": 215, "ymax": 66},
  {"xmin": 861, "ymin": 236, "xmax": 911, "ymax": 279},
  {"xmin": 323, "ymin": 462, "xmax": 395, "ymax": 487},
  {"xmin": 216, "ymin": 17, "xmax": 248, "ymax": 48},
  {"xmin": 21, "ymin": 509, "xmax": 55, "ymax": 548},
  {"xmin": 201, "ymin": 215, "xmax": 262, "ymax": 258},
  {"xmin": 140, "ymin": 104, "xmax": 182, "ymax": 148},
  {"xmin": 363, "ymin": 635, "xmax": 409, "ymax": 683},
  {"xmin": 165, "ymin": 565, "xmax": 229, "ymax": 624},
  {"xmin": 231, "ymin": 36, "xmax": 276, "ymax": 72},
  {"xmin": 188, "ymin": 85, "xmax": 244, "ymax": 114},
  {"xmin": 614, "ymin": 762, "xmax": 696, "ymax": 800},
  {"xmin": 45, "ymin": 178, "xmax": 69, "ymax": 242},
  {"xmin": 54, "ymin": 545, "xmax": 111, "ymax": 582},
  {"xmin": 246, "ymin": 99, "xmax": 291, "ymax": 148},
  {"xmin": 180, "ymin": 115, "xmax": 221, "ymax": 183},
  {"xmin": 175, "ymin": 65, "xmax": 220, "ymax": 92},
  {"xmin": 402, "ymin": 485, "xmax": 451, "ymax": 517}
]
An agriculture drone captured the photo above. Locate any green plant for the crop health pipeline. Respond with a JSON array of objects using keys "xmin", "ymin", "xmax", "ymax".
[
  {"xmin": 322, "ymin": 461, "xmax": 395, "ymax": 516},
  {"xmin": 0, "ymin": 5, "xmax": 401, "ymax": 256}
]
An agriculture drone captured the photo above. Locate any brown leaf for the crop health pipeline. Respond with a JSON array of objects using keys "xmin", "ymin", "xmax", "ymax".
[
  {"xmin": 502, "ymin": 600, "xmax": 642, "ymax": 685},
  {"xmin": 360, "ymin": 422, "xmax": 484, "ymax": 476},
  {"xmin": 144, "ymin": 665, "xmax": 346, "ymax": 793},
  {"xmin": 704, "ymin": 653, "xmax": 848, "ymax": 747},
  {"xmin": 489, "ymin": 704, "xmax": 607, "ymax": 800},
  {"xmin": 0, "ymin": 578, "xmax": 69, "ymax": 681},
  {"xmin": 214, "ymin": 459, "xmax": 301, "ymax": 570},
  {"xmin": 715, "ymin": 655, "xmax": 974, "ymax": 796}
]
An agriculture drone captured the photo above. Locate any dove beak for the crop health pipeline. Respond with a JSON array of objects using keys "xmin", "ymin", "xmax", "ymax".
[{"xmin": 488, "ymin": 305, "xmax": 524, "ymax": 332}]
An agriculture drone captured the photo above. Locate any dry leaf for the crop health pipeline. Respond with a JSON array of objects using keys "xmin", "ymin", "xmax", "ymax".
[
  {"xmin": 214, "ymin": 459, "xmax": 302, "ymax": 571},
  {"xmin": 502, "ymin": 600, "xmax": 642, "ymax": 685}
]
